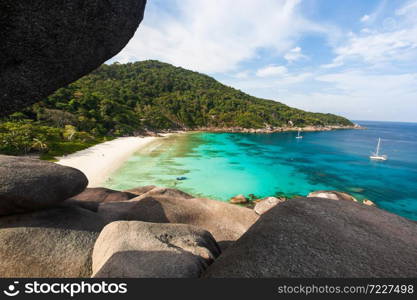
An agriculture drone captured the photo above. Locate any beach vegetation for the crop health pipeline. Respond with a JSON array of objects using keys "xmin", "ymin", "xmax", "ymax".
[{"xmin": 0, "ymin": 120, "xmax": 104, "ymax": 160}]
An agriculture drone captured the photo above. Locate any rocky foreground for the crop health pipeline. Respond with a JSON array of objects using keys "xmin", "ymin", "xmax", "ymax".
[{"xmin": 1, "ymin": 154, "xmax": 417, "ymax": 278}]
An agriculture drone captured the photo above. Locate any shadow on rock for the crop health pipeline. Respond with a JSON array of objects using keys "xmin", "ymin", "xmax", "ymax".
[
  {"xmin": 92, "ymin": 221, "xmax": 221, "ymax": 278},
  {"xmin": 204, "ymin": 197, "xmax": 417, "ymax": 278},
  {"xmin": 94, "ymin": 250, "xmax": 211, "ymax": 278}
]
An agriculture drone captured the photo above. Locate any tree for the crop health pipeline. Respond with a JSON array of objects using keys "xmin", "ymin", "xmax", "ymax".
[
  {"xmin": 63, "ymin": 125, "xmax": 77, "ymax": 141},
  {"xmin": 31, "ymin": 138, "xmax": 48, "ymax": 152}
]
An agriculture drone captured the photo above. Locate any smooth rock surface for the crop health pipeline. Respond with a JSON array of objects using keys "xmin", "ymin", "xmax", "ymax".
[
  {"xmin": 67, "ymin": 187, "xmax": 137, "ymax": 212},
  {"xmin": 92, "ymin": 221, "xmax": 220, "ymax": 278},
  {"xmin": 0, "ymin": 155, "xmax": 88, "ymax": 216},
  {"xmin": 204, "ymin": 197, "xmax": 417, "ymax": 278},
  {"xmin": 0, "ymin": 0, "xmax": 147, "ymax": 116},
  {"xmin": 124, "ymin": 185, "xmax": 157, "ymax": 196},
  {"xmin": 307, "ymin": 190, "xmax": 358, "ymax": 202},
  {"xmin": 135, "ymin": 187, "xmax": 194, "ymax": 199},
  {"xmin": 0, "ymin": 206, "xmax": 105, "ymax": 277},
  {"xmin": 254, "ymin": 197, "xmax": 286, "ymax": 215},
  {"xmin": 98, "ymin": 188, "xmax": 259, "ymax": 250}
]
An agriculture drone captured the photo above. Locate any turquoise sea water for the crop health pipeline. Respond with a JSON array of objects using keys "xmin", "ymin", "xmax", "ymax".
[{"xmin": 105, "ymin": 121, "xmax": 417, "ymax": 220}]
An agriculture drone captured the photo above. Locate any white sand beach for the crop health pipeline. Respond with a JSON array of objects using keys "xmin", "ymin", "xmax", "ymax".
[{"xmin": 56, "ymin": 136, "xmax": 162, "ymax": 187}]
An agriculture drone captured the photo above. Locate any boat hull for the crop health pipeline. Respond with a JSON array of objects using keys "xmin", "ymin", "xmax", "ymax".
[{"xmin": 370, "ymin": 155, "xmax": 387, "ymax": 161}]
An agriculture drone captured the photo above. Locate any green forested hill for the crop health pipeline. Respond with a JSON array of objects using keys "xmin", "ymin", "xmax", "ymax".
[
  {"xmin": 0, "ymin": 60, "xmax": 353, "ymax": 157},
  {"xmin": 33, "ymin": 60, "xmax": 352, "ymax": 133}
]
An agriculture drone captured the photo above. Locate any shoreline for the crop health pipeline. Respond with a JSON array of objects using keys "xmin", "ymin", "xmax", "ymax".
[
  {"xmin": 169, "ymin": 124, "xmax": 366, "ymax": 133},
  {"xmin": 56, "ymin": 135, "xmax": 171, "ymax": 187},
  {"xmin": 186, "ymin": 124, "xmax": 363, "ymax": 134},
  {"xmin": 54, "ymin": 125, "xmax": 360, "ymax": 188}
]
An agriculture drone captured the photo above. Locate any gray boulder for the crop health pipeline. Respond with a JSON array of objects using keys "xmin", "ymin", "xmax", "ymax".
[
  {"xmin": 307, "ymin": 190, "xmax": 358, "ymax": 202},
  {"xmin": 132, "ymin": 186, "xmax": 194, "ymax": 199},
  {"xmin": 204, "ymin": 197, "xmax": 417, "ymax": 277},
  {"xmin": 97, "ymin": 189, "xmax": 259, "ymax": 250},
  {"xmin": 0, "ymin": 0, "xmax": 147, "ymax": 116},
  {"xmin": 254, "ymin": 197, "xmax": 286, "ymax": 215},
  {"xmin": 124, "ymin": 185, "xmax": 157, "ymax": 196},
  {"xmin": 0, "ymin": 155, "xmax": 88, "ymax": 216},
  {"xmin": 66, "ymin": 187, "xmax": 137, "ymax": 212},
  {"xmin": 92, "ymin": 221, "xmax": 220, "ymax": 278},
  {"xmin": 0, "ymin": 205, "xmax": 105, "ymax": 277}
]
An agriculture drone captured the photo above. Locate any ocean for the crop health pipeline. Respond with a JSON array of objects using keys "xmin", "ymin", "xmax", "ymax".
[{"xmin": 104, "ymin": 121, "xmax": 417, "ymax": 221}]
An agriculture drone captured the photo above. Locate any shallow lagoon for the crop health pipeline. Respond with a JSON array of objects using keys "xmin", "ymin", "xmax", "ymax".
[{"xmin": 105, "ymin": 121, "xmax": 417, "ymax": 220}]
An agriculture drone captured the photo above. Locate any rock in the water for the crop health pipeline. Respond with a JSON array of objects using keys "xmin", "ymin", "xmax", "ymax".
[
  {"xmin": 230, "ymin": 194, "xmax": 248, "ymax": 204},
  {"xmin": 0, "ymin": 206, "xmax": 105, "ymax": 277},
  {"xmin": 348, "ymin": 187, "xmax": 365, "ymax": 193},
  {"xmin": 66, "ymin": 187, "xmax": 137, "ymax": 212},
  {"xmin": 0, "ymin": 155, "xmax": 88, "ymax": 216},
  {"xmin": 204, "ymin": 197, "xmax": 417, "ymax": 278},
  {"xmin": 0, "ymin": 0, "xmax": 147, "ymax": 116},
  {"xmin": 254, "ymin": 197, "xmax": 286, "ymax": 215},
  {"xmin": 363, "ymin": 199, "xmax": 376, "ymax": 206},
  {"xmin": 92, "ymin": 221, "xmax": 220, "ymax": 278},
  {"xmin": 97, "ymin": 189, "xmax": 259, "ymax": 250},
  {"xmin": 307, "ymin": 190, "xmax": 358, "ymax": 202}
]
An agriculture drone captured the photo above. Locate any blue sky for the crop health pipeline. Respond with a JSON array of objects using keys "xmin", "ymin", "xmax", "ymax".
[{"xmin": 110, "ymin": 0, "xmax": 417, "ymax": 122}]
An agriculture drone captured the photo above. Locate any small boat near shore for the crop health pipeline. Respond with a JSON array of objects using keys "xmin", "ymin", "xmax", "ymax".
[{"xmin": 370, "ymin": 138, "xmax": 387, "ymax": 161}]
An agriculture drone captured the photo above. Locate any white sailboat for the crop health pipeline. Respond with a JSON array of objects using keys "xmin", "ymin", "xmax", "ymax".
[
  {"xmin": 370, "ymin": 138, "xmax": 387, "ymax": 161},
  {"xmin": 296, "ymin": 129, "xmax": 303, "ymax": 139}
]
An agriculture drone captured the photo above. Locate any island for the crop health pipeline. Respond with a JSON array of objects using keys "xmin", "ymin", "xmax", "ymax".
[{"xmin": 0, "ymin": 60, "xmax": 357, "ymax": 160}]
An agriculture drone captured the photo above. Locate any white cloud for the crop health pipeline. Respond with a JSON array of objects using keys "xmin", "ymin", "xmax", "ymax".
[
  {"xmin": 111, "ymin": 0, "xmax": 327, "ymax": 73},
  {"xmin": 226, "ymin": 66, "xmax": 417, "ymax": 122},
  {"xmin": 316, "ymin": 71, "xmax": 417, "ymax": 94},
  {"xmin": 396, "ymin": 0, "xmax": 417, "ymax": 16},
  {"xmin": 360, "ymin": 14, "xmax": 370, "ymax": 23},
  {"xmin": 256, "ymin": 65, "xmax": 288, "ymax": 77},
  {"xmin": 108, "ymin": 0, "xmax": 417, "ymax": 122},
  {"xmin": 279, "ymin": 72, "xmax": 312, "ymax": 85},
  {"xmin": 234, "ymin": 71, "xmax": 250, "ymax": 79},
  {"xmin": 283, "ymin": 70, "xmax": 417, "ymax": 122},
  {"xmin": 284, "ymin": 46, "xmax": 306, "ymax": 62},
  {"xmin": 358, "ymin": 0, "xmax": 388, "ymax": 26},
  {"xmin": 224, "ymin": 70, "xmax": 313, "ymax": 97},
  {"xmin": 334, "ymin": 29, "xmax": 417, "ymax": 66},
  {"xmin": 325, "ymin": 1, "xmax": 417, "ymax": 68},
  {"xmin": 321, "ymin": 61, "xmax": 343, "ymax": 69}
]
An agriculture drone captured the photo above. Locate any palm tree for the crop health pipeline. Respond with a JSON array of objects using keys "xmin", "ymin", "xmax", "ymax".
[{"xmin": 31, "ymin": 138, "xmax": 48, "ymax": 152}]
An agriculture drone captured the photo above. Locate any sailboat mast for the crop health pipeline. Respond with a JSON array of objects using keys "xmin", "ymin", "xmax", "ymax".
[
  {"xmin": 370, "ymin": 137, "xmax": 387, "ymax": 160},
  {"xmin": 376, "ymin": 138, "xmax": 381, "ymax": 156}
]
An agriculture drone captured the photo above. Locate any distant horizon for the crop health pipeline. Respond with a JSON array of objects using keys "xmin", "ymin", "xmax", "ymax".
[
  {"xmin": 109, "ymin": 0, "xmax": 417, "ymax": 123},
  {"xmin": 353, "ymin": 119, "xmax": 417, "ymax": 124}
]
